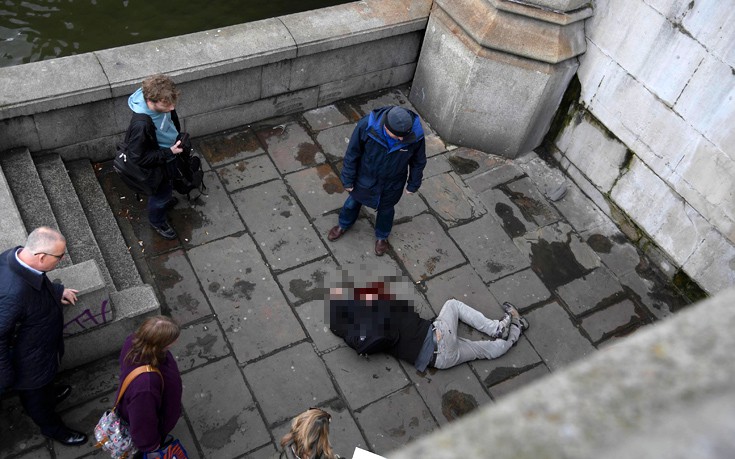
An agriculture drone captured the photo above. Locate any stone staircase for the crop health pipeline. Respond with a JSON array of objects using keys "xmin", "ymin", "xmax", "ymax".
[{"xmin": 0, "ymin": 147, "xmax": 159, "ymax": 369}]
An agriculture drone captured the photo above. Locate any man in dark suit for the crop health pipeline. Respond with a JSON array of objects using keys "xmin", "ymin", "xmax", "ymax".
[{"xmin": 0, "ymin": 227, "xmax": 87, "ymax": 446}]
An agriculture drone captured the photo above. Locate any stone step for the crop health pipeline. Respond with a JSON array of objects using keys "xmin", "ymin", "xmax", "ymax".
[
  {"xmin": 67, "ymin": 159, "xmax": 142, "ymax": 291},
  {"xmin": 61, "ymin": 284, "xmax": 160, "ymax": 370},
  {"xmin": 34, "ymin": 153, "xmax": 114, "ymax": 288},
  {"xmin": 0, "ymin": 148, "xmax": 71, "ymax": 267},
  {"xmin": 0, "ymin": 160, "xmax": 26, "ymax": 251}
]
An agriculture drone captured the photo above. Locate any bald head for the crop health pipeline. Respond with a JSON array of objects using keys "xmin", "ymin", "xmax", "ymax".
[{"xmin": 25, "ymin": 227, "xmax": 65, "ymax": 253}]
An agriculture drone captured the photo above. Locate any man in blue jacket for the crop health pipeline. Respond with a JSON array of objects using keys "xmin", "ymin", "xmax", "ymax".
[
  {"xmin": 328, "ymin": 106, "xmax": 427, "ymax": 256},
  {"xmin": 0, "ymin": 227, "xmax": 87, "ymax": 446}
]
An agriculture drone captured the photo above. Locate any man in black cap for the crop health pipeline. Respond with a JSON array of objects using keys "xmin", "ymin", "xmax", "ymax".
[{"xmin": 328, "ymin": 106, "xmax": 427, "ymax": 256}]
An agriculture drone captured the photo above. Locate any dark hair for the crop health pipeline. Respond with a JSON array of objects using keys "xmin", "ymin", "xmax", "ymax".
[
  {"xmin": 280, "ymin": 408, "xmax": 336, "ymax": 459},
  {"xmin": 124, "ymin": 315, "xmax": 180, "ymax": 367}
]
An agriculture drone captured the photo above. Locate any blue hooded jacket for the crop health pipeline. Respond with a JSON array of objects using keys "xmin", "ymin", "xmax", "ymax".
[
  {"xmin": 341, "ymin": 107, "xmax": 427, "ymax": 210},
  {"xmin": 128, "ymin": 87, "xmax": 179, "ymax": 149}
]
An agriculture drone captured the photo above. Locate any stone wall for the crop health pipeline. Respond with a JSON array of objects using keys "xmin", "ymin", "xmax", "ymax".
[
  {"xmin": 549, "ymin": 0, "xmax": 735, "ymax": 294},
  {"xmin": 0, "ymin": 0, "xmax": 431, "ymax": 162}
]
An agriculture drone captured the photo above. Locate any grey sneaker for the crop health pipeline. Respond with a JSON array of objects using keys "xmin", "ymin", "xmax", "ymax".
[
  {"xmin": 491, "ymin": 313, "xmax": 512, "ymax": 340},
  {"xmin": 502, "ymin": 302, "xmax": 529, "ymax": 332}
]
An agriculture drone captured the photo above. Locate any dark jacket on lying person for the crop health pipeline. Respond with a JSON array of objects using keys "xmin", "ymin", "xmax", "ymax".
[{"xmin": 329, "ymin": 299, "xmax": 432, "ymax": 365}]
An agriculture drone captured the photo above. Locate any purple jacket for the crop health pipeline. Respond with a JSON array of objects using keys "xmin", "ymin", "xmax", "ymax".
[{"xmin": 117, "ymin": 334, "xmax": 182, "ymax": 452}]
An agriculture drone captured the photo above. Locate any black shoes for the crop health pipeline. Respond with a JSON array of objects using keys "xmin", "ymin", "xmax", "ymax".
[
  {"xmin": 150, "ymin": 221, "xmax": 177, "ymax": 240},
  {"xmin": 164, "ymin": 196, "xmax": 179, "ymax": 210},
  {"xmin": 55, "ymin": 385, "xmax": 72, "ymax": 405},
  {"xmin": 48, "ymin": 427, "xmax": 88, "ymax": 446}
]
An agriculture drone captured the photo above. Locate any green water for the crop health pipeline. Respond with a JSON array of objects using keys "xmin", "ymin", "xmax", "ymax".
[{"xmin": 0, "ymin": 0, "xmax": 352, "ymax": 68}]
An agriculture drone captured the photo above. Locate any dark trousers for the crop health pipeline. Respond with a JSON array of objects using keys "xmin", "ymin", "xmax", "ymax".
[
  {"xmin": 17, "ymin": 382, "xmax": 64, "ymax": 437},
  {"xmin": 147, "ymin": 161, "xmax": 178, "ymax": 226},
  {"xmin": 338, "ymin": 195, "xmax": 395, "ymax": 239}
]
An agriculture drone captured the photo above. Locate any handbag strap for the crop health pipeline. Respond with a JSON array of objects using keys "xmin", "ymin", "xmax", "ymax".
[{"xmin": 113, "ymin": 364, "xmax": 163, "ymax": 409}]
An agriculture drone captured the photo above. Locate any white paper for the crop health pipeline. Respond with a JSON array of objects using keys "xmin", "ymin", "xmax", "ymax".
[{"xmin": 352, "ymin": 446, "xmax": 387, "ymax": 459}]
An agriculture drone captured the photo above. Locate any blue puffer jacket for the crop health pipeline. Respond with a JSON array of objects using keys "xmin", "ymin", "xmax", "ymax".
[
  {"xmin": 0, "ymin": 247, "xmax": 65, "ymax": 390},
  {"xmin": 341, "ymin": 107, "xmax": 427, "ymax": 210}
]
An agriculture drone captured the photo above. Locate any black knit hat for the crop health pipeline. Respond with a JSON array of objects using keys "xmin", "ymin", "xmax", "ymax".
[{"xmin": 384, "ymin": 107, "xmax": 413, "ymax": 137}]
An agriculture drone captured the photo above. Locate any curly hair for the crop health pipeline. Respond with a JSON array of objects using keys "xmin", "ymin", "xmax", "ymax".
[
  {"xmin": 125, "ymin": 315, "xmax": 180, "ymax": 367},
  {"xmin": 280, "ymin": 408, "xmax": 336, "ymax": 459},
  {"xmin": 141, "ymin": 74, "xmax": 180, "ymax": 105}
]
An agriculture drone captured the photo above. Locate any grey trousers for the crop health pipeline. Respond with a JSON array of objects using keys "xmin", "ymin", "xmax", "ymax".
[{"xmin": 433, "ymin": 299, "xmax": 520, "ymax": 369}]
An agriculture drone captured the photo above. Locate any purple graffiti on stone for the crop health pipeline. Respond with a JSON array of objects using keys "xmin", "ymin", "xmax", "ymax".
[{"xmin": 63, "ymin": 299, "xmax": 111, "ymax": 336}]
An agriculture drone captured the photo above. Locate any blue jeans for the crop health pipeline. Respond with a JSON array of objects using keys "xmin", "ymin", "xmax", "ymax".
[
  {"xmin": 147, "ymin": 161, "xmax": 177, "ymax": 226},
  {"xmin": 338, "ymin": 195, "xmax": 395, "ymax": 239}
]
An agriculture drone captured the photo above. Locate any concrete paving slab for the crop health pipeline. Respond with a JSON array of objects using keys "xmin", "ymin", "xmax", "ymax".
[
  {"xmin": 487, "ymin": 363, "xmax": 550, "ymax": 400},
  {"xmin": 303, "ymin": 105, "xmax": 351, "ymax": 131},
  {"xmin": 392, "ymin": 214, "xmax": 466, "ymax": 281},
  {"xmin": 315, "ymin": 123, "xmax": 357, "ymax": 160},
  {"xmin": 173, "ymin": 317, "xmax": 231, "ymax": 372},
  {"xmin": 580, "ymin": 299, "xmax": 642, "ymax": 344},
  {"xmin": 188, "ymin": 234, "xmax": 305, "ymax": 363},
  {"xmin": 354, "ymin": 88, "xmax": 413, "ymax": 116},
  {"xmin": 322, "ymin": 347, "xmax": 408, "ymax": 410},
  {"xmin": 446, "ymin": 147, "xmax": 509, "ymax": 180},
  {"xmin": 422, "ymin": 154, "xmax": 452, "ymax": 179},
  {"xmin": 405, "ymin": 363, "xmax": 491, "ymax": 426},
  {"xmin": 470, "ymin": 339, "xmax": 544, "ymax": 388},
  {"xmin": 57, "ymin": 354, "xmax": 119, "ymax": 412},
  {"xmin": 257, "ymin": 121, "xmax": 326, "ymax": 174},
  {"xmin": 276, "ymin": 257, "xmax": 338, "ymax": 305},
  {"xmin": 295, "ymin": 300, "xmax": 344, "ymax": 352},
  {"xmin": 0, "ymin": 396, "xmax": 46, "ymax": 457},
  {"xmin": 244, "ymin": 342, "xmax": 339, "ymax": 425},
  {"xmin": 556, "ymin": 266, "xmax": 626, "ymax": 317},
  {"xmin": 423, "ymin": 264, "xmax": 503, "ymax": 340},
  {"xmin": 182, "ymin": 357, "xmax": 270, "ymax": 457},
  {"xmin": 524, "ymin": 302, "xmax": 596, "ymax": 371},
  {"xmin": 584, "ymin": 231, "xmax": 643, "ymax": 278},
  {"xmin": 479, "ymin": 188, "xmax": 539, "ymax": 238},
  {"xmin": 419, "ymin": 172, "xmax": 486, "ymax": 227},
  {"xmin": 392, "ymin": 193, "xmax": 428, "ymax": 222},
  {"xmin": 506, "ymin": 177, "xmax": 562, "ymax": 227},
  {"xmin": 285, "ymin": 164, "xmax": 346, "ymax": 218},
  {"xmin": 232, "ymin": 180, "xmax": 328, "ymax": 271},
  {"xmin": 424, "ymin": 133, "xmax": 447, "ymax": 158},
  {"xmin": 54, "ymin": 392, "xmax": 110, "ymax": 459},
  {"xmin": 449, "ymin": 216, "xmax": 530, "ymax": 283},
  {"xmin": 195, "ymin": 128, "xmax": 265, "ymax": 168},
  {"xmin": 514, "ymin": 222, "xmax": 601, "ymax": 289},
  {"xmin": 465, "ymin": 163, "xmax": 526, "ymax": 193},
  {"xmin": 245, "ymin": 444, "xmax": 278, "ymax": 459},
  {"xmin": 149, "ymin": 249, "xmax": 212, "ymax": 326},
  {"xmin": 14, "ymin": 446, "xmax": 52, "ymax": 458},
  {"xmin": 355, "ymin": 386, "xmax": 437, "ymax": 454},
  {"xmin": 487, "ymin": 268, "xmax": 552, "ymax": 311},
  {"xmin": 620, "ymin": 270, "xmax": 688, "ymax": 320},
  {"xmin": 169, "ymin": 171, "xmax": 246, "ymax": 249},
  {"xmin": 313, "ymin": 215, "xmax": 400, "ymax": 273},
  {"xmin": 215, "ymin": 154, "xmax": 280, "ymax": 192}
]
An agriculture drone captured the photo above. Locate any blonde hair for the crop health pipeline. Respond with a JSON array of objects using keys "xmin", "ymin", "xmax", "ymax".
[
  {"xmin": 125, "ymin": 315, "xmax": 180, "ymax": 367},
  {"xmin": 280, "ymin": 408, "xmax": 336, "ymax": 459}
]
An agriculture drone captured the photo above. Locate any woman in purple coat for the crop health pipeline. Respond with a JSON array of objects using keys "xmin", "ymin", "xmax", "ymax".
[{"xmin": 117, "ymin": 315, "xmax": 182, "ymax": 457}]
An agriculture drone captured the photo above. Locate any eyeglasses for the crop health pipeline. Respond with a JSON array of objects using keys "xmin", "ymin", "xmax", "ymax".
[{"xmin": 35, "ymin": 252, "xmax": 65, "ymax": 260}]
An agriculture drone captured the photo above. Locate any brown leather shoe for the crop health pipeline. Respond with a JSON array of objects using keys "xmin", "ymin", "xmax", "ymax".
[
  {"xmin": 328, "ymin": 225, "xmax": 346, "ymax": 241},
  {"xmin": 375, "ymin": 239, "xmax": 389, "ymax": 256}
]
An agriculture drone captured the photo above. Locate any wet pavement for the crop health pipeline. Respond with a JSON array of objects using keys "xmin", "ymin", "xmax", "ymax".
[{"xmin": 0, "ymin": 86, "xmax": 691, "ymax": 459}]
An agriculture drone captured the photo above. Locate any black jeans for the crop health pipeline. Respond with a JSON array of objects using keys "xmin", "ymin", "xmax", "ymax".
[{"xmin": 17, "ymin": 382, "xmax": 64, "ymax": 437}]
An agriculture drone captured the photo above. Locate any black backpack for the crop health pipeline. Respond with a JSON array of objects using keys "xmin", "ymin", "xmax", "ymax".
[
  {"xmin": 329, "ymin": 300, "xmax": 399, "ymax": 355},
  {"xmin": 113, "ymin": 114, "xmax": 163, "ymax": 196},
  {"xmin": 172, "ymin": 134, "xmax": 205, "ymax": 200}
]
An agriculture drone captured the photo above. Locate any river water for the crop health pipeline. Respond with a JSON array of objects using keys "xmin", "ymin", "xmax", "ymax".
[{"xmin": 0, "ymin": 0, "xmax": 351, "ymax": 68}]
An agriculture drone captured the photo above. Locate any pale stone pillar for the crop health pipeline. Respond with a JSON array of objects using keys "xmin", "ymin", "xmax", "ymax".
[{"xmin": 410, "ymin": 0, "xmax": 592, "ymax": 158}]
